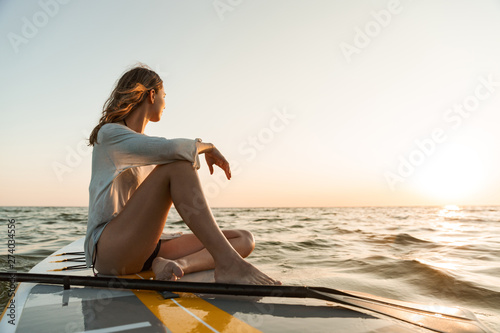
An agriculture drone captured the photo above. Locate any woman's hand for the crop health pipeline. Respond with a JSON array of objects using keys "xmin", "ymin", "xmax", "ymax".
[{"xmin": 204, "ymin": 147, "xmax": 231, "ymax": 180}]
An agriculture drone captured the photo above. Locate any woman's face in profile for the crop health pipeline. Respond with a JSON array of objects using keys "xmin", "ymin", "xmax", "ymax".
[{"xmin": 150, "ymin": 87, "xmax": 166, "ymax": 122}]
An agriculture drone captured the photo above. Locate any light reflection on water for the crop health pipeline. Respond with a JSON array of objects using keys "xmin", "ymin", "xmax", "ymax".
[{"xmin": 437, "ymin": 204, "xmax": 465, "ymax": 220}]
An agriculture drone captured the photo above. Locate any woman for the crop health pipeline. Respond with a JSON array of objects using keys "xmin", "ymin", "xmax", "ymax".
[{"xmin": 85, "ymin": 64, "xmax": 279, "ymax": 285}]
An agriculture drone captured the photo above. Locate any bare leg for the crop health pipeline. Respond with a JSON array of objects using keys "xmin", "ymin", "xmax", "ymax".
[
  {"xmin": 95, "ymin": 161, "xmax": 280, "ymax": 285},
  {"xmin": 168, "ymin": 164, "xmax": 279, "ymax": 285},
  {"xmin": 153, "ymin": 230, "xmax": 254, "ymax": 279},
  {"xmin": 152, "ymin": 229, "xmax": 254, "ymax": 280}
]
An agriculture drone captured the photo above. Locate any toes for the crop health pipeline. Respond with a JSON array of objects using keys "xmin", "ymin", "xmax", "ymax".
[
  {"xmin": 173, "ymin": 265, "xmax": 184, "ymax": 278},
  {"xmin": 253, "ymin": 274, "xmax": 276, "ymax": 286},
  {"xmin": 153, "ymin": 259, "xmax": 183, "ymax": 281}
]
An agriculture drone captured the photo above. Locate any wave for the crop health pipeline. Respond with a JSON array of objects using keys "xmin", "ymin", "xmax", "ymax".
[
  {"xmin": 254, "ymin": 218, "xmax": 283, "ymax": 222},
  {"xmin": 390, "ymin": 215, "xmax": 409, "ymax": 220},
  {"xmin": 364, "ymin": 233, "xmax": 434, "ymax": 247},
  {"xmin": 278, "ymin": 238, "xmax": 332, "ymax": 252},
  {"xmin": 346, "ymin": 257, "xmax": 500, "ymax": 311},
  {"xmin": 329, "ymin": 226, "xmax": 367, "ymax": 235},
  {"xmin": 390, "ymin": 233, "xmax": 432, "ymax": 245},
  {"xmin": 442, "ymin": 216, "xmax": 489, "ymax": 223},
  {"xmin": 297, "ymin": 217, "xmax": 323, "ymax": 221},
  {"xmin": 408, "ymin": 260, "xmax": 500, "ymax": 310},
  {"xmin": 321, "ymin": 212, "xmax": 337, "ymax": 216},
  {"xmin": 56, "ymin": 213, "xmax": 87, "ymax": 222},
  {"xmin": 260, "ymin": 240, "xmax": 283, "ymax": 247},
  {"xmin": 328, "ymin": 229, "xmax": 433, "ymax": 248}
]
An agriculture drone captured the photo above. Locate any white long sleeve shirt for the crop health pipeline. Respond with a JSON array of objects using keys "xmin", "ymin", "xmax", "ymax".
[{"xmin": 84, "ymin": 123, "xmax": 200, "ymax": 267}]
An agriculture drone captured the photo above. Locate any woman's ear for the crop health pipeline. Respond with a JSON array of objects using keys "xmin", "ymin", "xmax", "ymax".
[{"xmin": 148, "ymin": 89, "xmax": 156, "ymax": 104}]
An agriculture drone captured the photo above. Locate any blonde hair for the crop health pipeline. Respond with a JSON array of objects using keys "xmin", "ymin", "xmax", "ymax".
[{"xmin": 88, "ymin": 64, "xmax": 163, "ymax": 146}]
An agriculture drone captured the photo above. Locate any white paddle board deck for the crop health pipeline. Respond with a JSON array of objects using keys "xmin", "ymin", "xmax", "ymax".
[{"xmin": 0, "ymin": 237, "xmax": 486, "ymax": 332}]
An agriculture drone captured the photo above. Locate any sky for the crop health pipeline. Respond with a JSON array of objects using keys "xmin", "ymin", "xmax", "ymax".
[{"xmin": 1, "ymin": 0, "xmax": 500, "ymax": 207}]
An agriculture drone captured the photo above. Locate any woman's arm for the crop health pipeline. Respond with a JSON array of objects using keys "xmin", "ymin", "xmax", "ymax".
[
  {"xmin": 99, "ymin": 124, "xmax": 201, "ymax": 170},
  {"xmin": 197, "ymin": 141, "xmax": 231, "ymax": 180},
  {"xmin": 195, "ymin": 140, "xmax": 215, "ymax": 154}
]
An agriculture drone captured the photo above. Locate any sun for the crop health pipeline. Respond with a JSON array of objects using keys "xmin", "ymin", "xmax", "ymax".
[{"xmin": 411, "ymin": 143, "xmax": 486, "ymax": 202}]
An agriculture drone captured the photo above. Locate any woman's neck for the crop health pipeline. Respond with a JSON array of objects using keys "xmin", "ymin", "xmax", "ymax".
[{"xmin": 124, "ymin": 108, "xmax": 149, "ymax": 134}]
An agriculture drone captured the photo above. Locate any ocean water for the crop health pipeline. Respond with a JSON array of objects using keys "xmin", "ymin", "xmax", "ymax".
[{"xmin": 1, "ymin": 205, "xmax": 499, "ymax": 331}]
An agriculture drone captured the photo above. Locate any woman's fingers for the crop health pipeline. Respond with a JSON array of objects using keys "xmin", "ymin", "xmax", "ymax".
[
  {"xmin": 217, "ymin": 156, "xmax": 231, "ymax": 180},
  {"xmin": 205, "ymin": 151, "xmax": 231, "ymax": 179},
  {"xmin": 222, "ymin": 161, "xmax": 231, "ymax": 180},
  {"xmin": 214, "ymin": 160, "xmax": 231, "ymax": 180}
]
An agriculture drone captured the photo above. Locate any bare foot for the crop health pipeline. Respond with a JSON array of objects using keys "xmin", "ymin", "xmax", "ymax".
[
  {"xmin": 215, "ymin": 258, "xmax": 281, "ymax": 285},
  {"xmin": 152, "ymin": 257, "xmax": 185, "ymax": 281}
]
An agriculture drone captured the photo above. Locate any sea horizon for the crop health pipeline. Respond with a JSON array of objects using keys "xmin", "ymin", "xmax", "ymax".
[{"xmin": 2, "ymin": 203, "xmax": 499, "ymax": 208}]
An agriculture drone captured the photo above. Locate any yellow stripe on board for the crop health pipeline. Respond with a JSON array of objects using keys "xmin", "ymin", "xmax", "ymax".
[
  {"xmin": 122, "ymin": 272, "xmax": 261, "ymax": 333},
  {"xmin": 133, "ymin": 290, "xmax": 261, "ymax": 333}
]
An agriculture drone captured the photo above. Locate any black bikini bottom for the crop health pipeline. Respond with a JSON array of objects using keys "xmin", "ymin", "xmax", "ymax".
[{"xmin": 142, "ymin": 239, "xmax": 162, "ymax": 271}]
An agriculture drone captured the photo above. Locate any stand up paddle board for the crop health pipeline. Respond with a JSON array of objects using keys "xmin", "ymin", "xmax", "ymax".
[{"xmin": 0, "ymin": 237, "xmax": 490, "ymax": 332}]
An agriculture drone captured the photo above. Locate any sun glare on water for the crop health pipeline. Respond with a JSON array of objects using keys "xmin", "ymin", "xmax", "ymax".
[
  {"xmin": 417, "ymin": 205, "xmax": 474, "ymax": 271},
  {"xmin": 415, "ymin": 258, "xmax": 460, "ymax": 271},
  {"xmin": 438, "ymin": 204, "xmax": 464, "ymax": 220},
  {"xmin": 431, "ymin": 204, "xmax": 480, "ymax": 247}
]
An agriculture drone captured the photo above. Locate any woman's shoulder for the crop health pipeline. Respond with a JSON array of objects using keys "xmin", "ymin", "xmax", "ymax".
[
  {"xmin": 100, "ymin": 122, "xmax": 130, "ymax": 135},
  {"xmin": 101, "ymin": 122, "xmax": 124, "ymax": 131},
  {"xmin": 97, "ymin": 123, "xmax": 132, "ymax": 141}
]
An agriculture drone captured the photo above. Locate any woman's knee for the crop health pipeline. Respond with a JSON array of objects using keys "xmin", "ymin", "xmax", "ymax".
[
  {"xmin": 153, "ymin": 161, "xmax": 195, "ymax": 183},
  {"xmin": 161, "ymin": 160, "xmax": 194, "ymax": 170},
  {"xmin": 155, "ymin": 161, "xmax": 195, "ymax": 177},
  {"xmin": 235, "ymin": 229, "xmax": 255, "ymax": 257}
]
